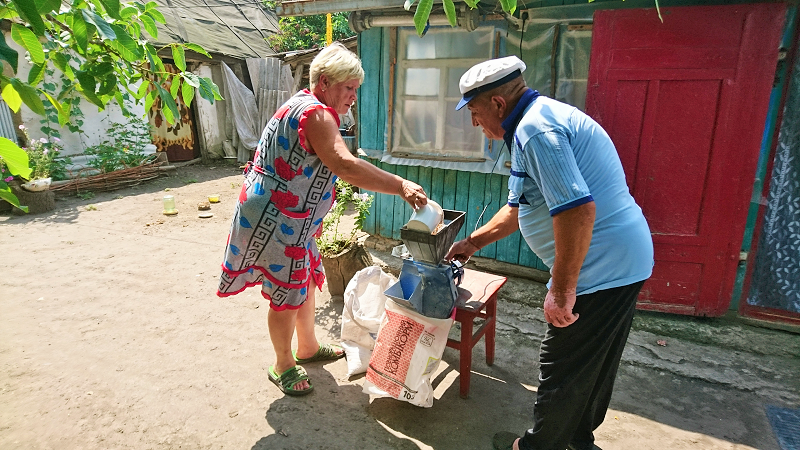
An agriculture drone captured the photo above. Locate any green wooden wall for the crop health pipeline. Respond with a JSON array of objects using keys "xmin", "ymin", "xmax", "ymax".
[
  {"xmin": 355, "ymin": 27, "xmax": 550, "ymax": 271},
  {"xmin": 360, "ymin": 159, "xmax": 549, "ymax": 271}
]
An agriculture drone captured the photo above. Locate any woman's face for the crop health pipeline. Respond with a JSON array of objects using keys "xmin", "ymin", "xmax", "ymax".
[{"xmin": 319, "ymin": 76, "xmax": 361, "ymax": 115}]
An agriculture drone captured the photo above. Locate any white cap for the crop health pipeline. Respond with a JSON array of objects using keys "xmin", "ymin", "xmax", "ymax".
[{"xmin": 456, "ymin": 56, "xmax": 527, "ymax": 110}]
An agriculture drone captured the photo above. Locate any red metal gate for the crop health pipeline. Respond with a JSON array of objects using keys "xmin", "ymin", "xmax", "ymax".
[{"xmin": 586, "ymin": 4, "xmax": 786, "ymax": 316}]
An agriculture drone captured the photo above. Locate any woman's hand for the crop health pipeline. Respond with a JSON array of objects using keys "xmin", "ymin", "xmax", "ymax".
[{"xmin": 398, "ymin": 179, "xmax": 428, "ymax": 209}]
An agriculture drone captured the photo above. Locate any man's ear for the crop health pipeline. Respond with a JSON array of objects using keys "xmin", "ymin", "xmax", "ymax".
[{"xmin": 490, "ymin": 95, "xmax": 507, "ymax": 118}]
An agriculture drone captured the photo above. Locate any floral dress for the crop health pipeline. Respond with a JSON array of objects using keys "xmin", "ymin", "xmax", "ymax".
[{"xmin": 217, "ymin": 90, "xmax": 339, "ymax": 310}]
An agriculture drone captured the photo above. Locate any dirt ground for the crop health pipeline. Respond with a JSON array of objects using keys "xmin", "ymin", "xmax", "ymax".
[{"xmin": 1, "ymin": 163, "xmax": 798, "ymax": 450}]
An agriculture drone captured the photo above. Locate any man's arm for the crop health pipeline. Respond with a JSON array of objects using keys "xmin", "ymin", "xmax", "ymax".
[
  {"xmin": 545, "ymin": 201, "xmax": 595, "ymax": 327},
  {"xmin": 445, "ymin": 204, "xmax": 520, "ymax": 263}
]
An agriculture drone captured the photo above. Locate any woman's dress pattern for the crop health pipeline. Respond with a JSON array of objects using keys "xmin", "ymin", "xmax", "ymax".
[{"xmin": 217, "ymin": 90, "xmax": 339, "ymax": 310}]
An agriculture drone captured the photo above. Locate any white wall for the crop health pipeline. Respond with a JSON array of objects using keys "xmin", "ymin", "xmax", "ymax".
[{"xmin": 5, "ymin": 31, "xmax": 145, "ymax": 157}]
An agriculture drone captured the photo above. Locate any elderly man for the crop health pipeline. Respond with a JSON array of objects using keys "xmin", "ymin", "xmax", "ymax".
[{"xmin": 445, "ymin": 56, "xmax": 653, "ymax": 450}]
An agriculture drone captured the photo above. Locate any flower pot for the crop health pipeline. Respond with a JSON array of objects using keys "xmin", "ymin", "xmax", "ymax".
[
  {"xmin": 21, "ymin": 177, "xmax": 52, "ymax": 192},
  {"xmin": 321, "ymin": 243, "xmax": 373, "ymax": 298}
]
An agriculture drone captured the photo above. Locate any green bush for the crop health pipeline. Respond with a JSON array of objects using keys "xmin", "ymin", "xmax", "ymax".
[{"xmin": 84, "ymin": 118, "xmax": 153, "ymax": 173}]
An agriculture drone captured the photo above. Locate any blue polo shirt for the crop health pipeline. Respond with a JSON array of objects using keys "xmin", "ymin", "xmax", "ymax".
[{"xmin": 506, "ymin": 92, "xmax": 653, "ymax": 294}]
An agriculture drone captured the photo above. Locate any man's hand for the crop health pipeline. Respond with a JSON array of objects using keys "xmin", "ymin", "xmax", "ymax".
[
  {"xmin": 445, "ymin": 237, "xmax": 479, "ymax": 264},
  {"xmin": 543, "ymin": 288, "xmax": 579, "ymax": 327}
]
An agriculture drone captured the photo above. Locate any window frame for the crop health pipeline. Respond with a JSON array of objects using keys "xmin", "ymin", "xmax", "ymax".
[{"xmin": 388, "ymin": 27, "xmax": 495, "ymax": 162}]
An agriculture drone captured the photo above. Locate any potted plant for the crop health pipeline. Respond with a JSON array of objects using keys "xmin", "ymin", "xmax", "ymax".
[
  {"xmin": 0, "ymin": 125, "xmax": 67, "ymax": 214},
  {"xmin": 316, "ymin": 179, "xmax": 375, "ymax": 297},
  {"xmin": 16, "ymin": 125, "xmax": 65, "ymax": 191}
]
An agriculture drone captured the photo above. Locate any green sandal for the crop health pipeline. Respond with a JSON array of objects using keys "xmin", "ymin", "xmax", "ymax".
[
  {"xmin": 268, "ymin": 365, "xmax": 313, "ymax": 396},
  {"xmin": 293, "ymin": 343, "xmax": 345, "ymax": 364}
]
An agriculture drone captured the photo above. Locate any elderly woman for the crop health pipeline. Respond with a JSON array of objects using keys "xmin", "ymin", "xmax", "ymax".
[{"xmin": 217, "ymin": 43, "xmax": 427, "ymax": 396}]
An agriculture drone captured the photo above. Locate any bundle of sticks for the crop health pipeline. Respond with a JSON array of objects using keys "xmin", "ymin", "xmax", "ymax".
[{"xmin": 51, "ymin": 159, "xmax": 166, "ymax": 196}]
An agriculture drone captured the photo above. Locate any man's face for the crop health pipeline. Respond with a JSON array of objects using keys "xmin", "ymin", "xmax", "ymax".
[{"xmin": 466, "ymin": 95, "xmax": 505, "ymax": 140}]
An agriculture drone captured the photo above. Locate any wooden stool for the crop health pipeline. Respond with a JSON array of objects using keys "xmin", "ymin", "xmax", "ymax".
[{"xmin": 446, "ymin": 268, "xmax": 507, "ymax": 398}]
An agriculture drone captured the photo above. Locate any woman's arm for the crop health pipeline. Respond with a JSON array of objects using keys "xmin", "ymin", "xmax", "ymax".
[{"xmin": 303, "ymin": 108, "xmax": 427, "ymax": 209}]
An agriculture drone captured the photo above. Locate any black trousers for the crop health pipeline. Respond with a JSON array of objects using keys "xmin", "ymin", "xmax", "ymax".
[{"xmin": 518, "ymin": 280, "xmax": 645, "ymax": 450}]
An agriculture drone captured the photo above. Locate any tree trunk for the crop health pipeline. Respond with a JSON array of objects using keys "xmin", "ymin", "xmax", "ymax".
[{"xmin": 9, "ymin": 183, "xmax": 55, "ymax": 215}]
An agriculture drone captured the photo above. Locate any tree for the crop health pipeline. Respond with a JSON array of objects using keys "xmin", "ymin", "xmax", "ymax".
[
  {"xmin": 264, "ymin": 2, "xmax": 354, "ymax": 53},
  {"xmin": 0, "ymin": 0, "xmax": 222, "ymax": 212},
  {"xmin": 406, "ymin": 0, "xmax": 661, "ymax": 37}
]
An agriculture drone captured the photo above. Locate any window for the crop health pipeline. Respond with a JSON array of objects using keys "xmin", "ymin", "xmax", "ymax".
[
  {"xmin": 391, "ymin": 28, "xmax": 494, "ymax": 161},
  {"xmin": 554, "ymin": 24, "xmax": 592, "ymax": 111}
]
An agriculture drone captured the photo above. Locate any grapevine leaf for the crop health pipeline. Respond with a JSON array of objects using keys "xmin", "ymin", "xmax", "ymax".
[
  {"xmin": 156, "ymin": 84, "xmax": 179, "ymax": 123},
  {"xmin": 71, "ymin": 11, "xmax": 88, "ymax": 53},
  {"xmin": 144, "ymin": 88, "xmax": 157, "ymax": 112},
  {"xmin": 27, "ymin": 62, "xmax": 46, "ymax": 85},
  {"xmin": 172, "ymin": 45, "xmax": 185, "ymax": 71},
  {"xmin": 198, "ymin": 76, "xmax": 222, "ymax": 102},
  {"xmin": 10, "ymin": 78, "xmax": 45, "ymax": 115},
  {"xmin": 10, "ymin": 0, "xmax": 45, "ymax": 36},
  {"xmin": 98, "ymin": 0, "xmax": 122, "ymax": 20},
  {"xmin": 1, "ymin": 83, "xmax": 22, "ymax": 112},
  {"xmin": 120, "ymin": 6, "xmax": 138, "ymax": 19},
  {"xmin": 82, "ymin": 9, "xmax": 116, "ymax": 40},
  {"xmin": 169, "ymin": 76, "xmax": 180, "ymax": 98},
  {"xmin": 0, "ymin": 137, "xmax": 32, "ymax": 179},
  {"xmin": 0, "ymin": 187, "xmax": 27, "ymax": 212},
  {"xmin": 181, "ymin": 80, "xmax": 194, "ymax": 107},
  {"xmin": 184, "ymin": 43, "xmax": 210, "ymax": 58},
  {"xmin": 413, "ymin": 0, "xmax": 433, "ymax": 37},
  {"xmin": 135, "ymin": 79, "xmax": 149, "ymax": 99},
  {"xmin": 182, "ymin": 71, "xmax": 200, "ymax": 88},
  {"xmin": 34, "ymin": 0, "xmax": 62, "ymax": 15},
  {"xmin": 146, "ymin": 8, "xmax": 166, "ymax": 24},
  {"xmin": 11, "ymin": 24, "xmax": 44, "ymax": 64},
  {"xmin": 443, "ymin": 0, "xmax": 457, "ymax": 27},
  {"xmin": 0, "ymin": 33, "xmax": 18, "ymax": 72},
  {"xmin": 109, "ymin": 24, "xmax": 143, "ymax": 60},
  {"xmin": 140, "ymin": 14, "xmax": 157, "ymax": 38}
]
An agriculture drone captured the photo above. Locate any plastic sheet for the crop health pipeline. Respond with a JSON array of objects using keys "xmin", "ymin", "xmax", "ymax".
[{"xmin": 221, "ymin": 62, "xmax": 260, "ymax": 159}]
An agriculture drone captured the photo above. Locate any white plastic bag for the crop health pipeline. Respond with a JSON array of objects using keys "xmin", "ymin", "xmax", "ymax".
[
  {"xmin": 340, "ymin": 266, "xmax": 394, "ymax": 378},
  {"xmin": 363, "ymin": 298, "xmax": 454, "ymax": 408}
]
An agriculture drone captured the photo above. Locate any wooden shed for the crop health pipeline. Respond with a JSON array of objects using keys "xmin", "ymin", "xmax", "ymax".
[{"xmin": 277, "ymin": 0, "xmax": 800, "ymax": 325}]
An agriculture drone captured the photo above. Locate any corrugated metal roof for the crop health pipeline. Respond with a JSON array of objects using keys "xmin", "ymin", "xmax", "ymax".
[{"xmin": 151, "ymin": 0, "xmax": 279, "ymax": 60}]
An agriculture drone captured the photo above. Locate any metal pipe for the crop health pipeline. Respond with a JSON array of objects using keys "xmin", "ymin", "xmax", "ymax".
[{"xmin": 350, "ymin": 7, "xmax": 478, "ymax": 33}]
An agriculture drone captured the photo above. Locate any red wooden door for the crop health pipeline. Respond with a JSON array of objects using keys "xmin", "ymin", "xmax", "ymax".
[{"xmin": 586, "ymin": 4, "xmax": 786, "ymax": 316}]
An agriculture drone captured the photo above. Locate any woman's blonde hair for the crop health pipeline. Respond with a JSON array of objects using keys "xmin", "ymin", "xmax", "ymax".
[{"xmin": 309, "ymin": 42, "xmax": 364, "ymax": 89}]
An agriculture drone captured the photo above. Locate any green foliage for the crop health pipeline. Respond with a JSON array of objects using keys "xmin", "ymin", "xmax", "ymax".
[
  {"xmin": 316, "ymin": 179, "xmax": 373, "ymax": 257},
  {"xmin": 264, "ymin": 2, "xmax": 354, "ymax": 52},
  {"xmin": 404, "ymin": 0, "xmax": 496, "ymax": 35},
  {"xmin": 407, "ymin": 0, "xmax": 661, "ymax": 36},
  {"xmin": 15, "ymin": 124, "xmax": 66, "ymax": 180},
  {"xmin": 0, "ymin": 0, "xmax": 222, "ymax": 211},
  {"xmin": 83, "ymin": 118, "xmax": 153, "ymax": 173}
]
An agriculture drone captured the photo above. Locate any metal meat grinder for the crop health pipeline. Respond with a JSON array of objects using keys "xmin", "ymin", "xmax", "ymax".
[{"xmin": 384, "ymin": 209, "xmax": 466, "ymax": 319}]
